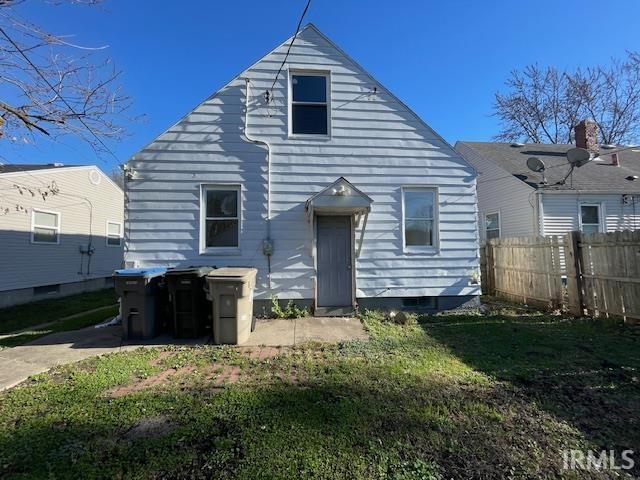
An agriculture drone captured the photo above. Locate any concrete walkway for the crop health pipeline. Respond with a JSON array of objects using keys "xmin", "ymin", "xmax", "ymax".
[
  {"xmin": 0, "ymin": 317, "xmax": 367, "ymax": 392},
  {"xmin": 244, "ymin": 317, "xmax": 368, "ymax": 346}
]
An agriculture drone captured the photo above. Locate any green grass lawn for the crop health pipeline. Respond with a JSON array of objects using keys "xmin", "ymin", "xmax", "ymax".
[
  {"xmin": 0, "ymin": 305, "xmax": 120, "ymax": 349},
  {"xmin": 0, "ymin": 289, "xmax": 118, "ymax": 349},
  {"xmin": 0, "ymin": 306, "xmax": 638, "ymax": 479}
]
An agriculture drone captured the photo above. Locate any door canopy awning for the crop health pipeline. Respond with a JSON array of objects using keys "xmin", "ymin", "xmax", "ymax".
[{"xmin": 305, "ymin": 177, "xmax": 373, "ymax": 216}]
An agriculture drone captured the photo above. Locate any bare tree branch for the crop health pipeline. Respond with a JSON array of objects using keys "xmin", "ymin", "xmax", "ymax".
[
  {"xmin": 0, "ymin": 0, "xmax": 134, "ymax": 155},
  {"xmin": 493, "ymin": 52, "xmax": 640, "ymax": 145}
]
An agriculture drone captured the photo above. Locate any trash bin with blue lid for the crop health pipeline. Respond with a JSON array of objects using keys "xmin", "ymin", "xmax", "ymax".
[
  {"xmin": 114, "ymin": 267, "xmax": 167, "ymax": 340},
  {"xmin": 165, "ymin": 266, "xmax": 215, "ymax": 338}
]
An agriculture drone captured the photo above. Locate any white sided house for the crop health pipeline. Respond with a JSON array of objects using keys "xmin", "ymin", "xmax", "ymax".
[
  {"xmin": 0, "ymin": 164, "xmax": 124, "ymax": 307},
  {"xmin": 456, "ymin": 121, "xmax": 640, "ymax": 246},
  {"xmin": 125, "ymin": 24, "xmax": 480, "ymax": 315}
]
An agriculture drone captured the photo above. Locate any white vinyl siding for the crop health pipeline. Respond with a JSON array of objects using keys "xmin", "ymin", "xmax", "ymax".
[
  {"xmin": 0, "ymin": 167, "xmax": 124, "ymax": 292},
  {"xmin": 455, "ymin": 142, "xmax": 536, "ymax": 240},
  {"xmin": 125, "ymin": 25, "xmax": 479, "ymax": 300},
  {"xmin": 106, "ymin": 221, "xmax": 122, "ymax": 246},
  {"xmin": 542, "ymin": 193, "xmax": 639, "ymax": 236}
]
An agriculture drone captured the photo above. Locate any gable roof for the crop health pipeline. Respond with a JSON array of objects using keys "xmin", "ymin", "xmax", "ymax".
[
  {"xmin": 458, "ymin": 141, "xmax": 640, "ymax": 193},
  {"xmin": 129, "ymin": 23, "xmax": 469, "ymax": 170},
  {"xmin": 0, "ymin": 163, "xmax": 77, "ymax": 174},
  {"xmin": 0, "ymin": 164, "xmax": 123, "ymax": 192}
]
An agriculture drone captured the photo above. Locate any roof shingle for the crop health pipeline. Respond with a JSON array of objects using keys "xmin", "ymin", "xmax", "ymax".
[{"xmin": 458, "ymin": 142, "xmax": 640, "ymax": 193}]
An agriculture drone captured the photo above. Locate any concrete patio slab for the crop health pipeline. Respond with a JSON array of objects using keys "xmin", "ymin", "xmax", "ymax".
[
  {"xmin": 243, "ymin": 316, "xmax": 367, "ymax": 346},
  {"xmin": 0, "ymin": 316, "xmax": 367, "ymax": 392}
]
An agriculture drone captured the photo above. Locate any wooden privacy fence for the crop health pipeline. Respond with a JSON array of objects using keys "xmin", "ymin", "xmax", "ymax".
[{"xmin": 481, "ymin": 231, "xmax": 640, "ymax": 321}]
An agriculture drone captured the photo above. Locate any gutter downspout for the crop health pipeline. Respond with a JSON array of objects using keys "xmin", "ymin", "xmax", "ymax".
[
  {"xmin": 243, "ymin": 78, "xmax": 273, "ymax": 290},
  {"xmin": 537, "ymin": 191, "xmax": 544, "ymax": 236}
]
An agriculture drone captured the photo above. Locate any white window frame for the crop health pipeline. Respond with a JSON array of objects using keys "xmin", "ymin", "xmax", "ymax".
[
  {"xmin": 484, "ymin": 211, "xmax": 501, "ymax": 240},
  {"xmin": 578, "ymin": 203, "xmax": 603, "ymax": 234},
  {"xmin": 401, "ymin": 186, "xmax": 439, "ymax": 253},
  {"xmin": 288, "ymin": 69, "xmax": 331, "ymax": 138},
  {"xmin": 199, "ymin": 184, "xmax": 242, "ymax": 255},
  {"xmin": 106, "ymin": 221, "xmax": 123, "ymax": 247},
  {"xmin": 31, "ymin": 208, "xmax": 61, "ymax": 245}
]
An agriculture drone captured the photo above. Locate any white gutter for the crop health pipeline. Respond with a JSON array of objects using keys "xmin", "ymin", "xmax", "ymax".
[{"xmin": 243, "ymin": 78, "xmax": 273, "ymax": 288}]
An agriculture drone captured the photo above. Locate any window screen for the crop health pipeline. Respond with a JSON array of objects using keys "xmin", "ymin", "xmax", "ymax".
[{"xmin": 203, "ymin": 187, "xmax": 240, "ymax": 249}]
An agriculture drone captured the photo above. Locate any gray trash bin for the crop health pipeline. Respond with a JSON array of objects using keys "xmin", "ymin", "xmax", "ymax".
[
  {"xmin": 114, "ymin": 267, "xmax": 166, "ymax": 340},
  {"xmin": 165, "ymin": 266, "xmax": 215, "ymax": 338},
  {"xmin": 206, "ymin": 268, "xmax": 257, "ymax": 345}
]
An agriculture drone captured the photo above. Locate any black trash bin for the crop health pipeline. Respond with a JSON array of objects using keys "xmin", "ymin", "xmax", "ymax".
[
  {"xmin": 113, "ymin": 267, "xmax": 167, "ymax": 340},
  {"xmin": 165, "ymin": 266, "xmax": 215, "ymax": 338}
]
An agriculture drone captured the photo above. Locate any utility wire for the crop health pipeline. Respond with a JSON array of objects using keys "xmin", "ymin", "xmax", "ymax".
[
  {"xmin": 268, "ymin": 0, "xmax": 311, "ymax": 98},
  {"xmin": 0, "ymin": 26, "xmax": 120, "ymax": 164}
]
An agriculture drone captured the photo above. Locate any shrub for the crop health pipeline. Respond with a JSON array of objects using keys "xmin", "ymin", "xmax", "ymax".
[{"xmin": 270, "ymin": 297, "xmax": 308, "ymax": 319}]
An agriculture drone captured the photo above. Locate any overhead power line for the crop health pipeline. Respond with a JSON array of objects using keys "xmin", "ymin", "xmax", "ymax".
[
  {"xmin": 268, "ymin": 0, "xmax": 312, "ymax": 98},
  {"xmin": 0, "ymin": 26, "xmax": 120, "ymax": 164}
]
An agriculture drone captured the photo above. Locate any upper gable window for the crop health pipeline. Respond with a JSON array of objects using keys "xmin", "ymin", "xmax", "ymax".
[{"xmin": 290, "ymin": 73, "xmax": 329, "ymax": 135}]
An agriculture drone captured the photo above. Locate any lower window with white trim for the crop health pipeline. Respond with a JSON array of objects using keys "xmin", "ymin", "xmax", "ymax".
[
  {"xmin": 31, "ymin": 209, "xmax": 60, "ymax": 244},
  {"xmin": 201, "ymin": 185, "xmax": 241, "ymax": 253},
  {"xmin": 402, "ymin": 187, "xmax": 438, "ymax": 251},
  {"xmin": 485, "ymin": 212, "xmax": 500, "ymax": 240},
  {"xmin": 106, "ymin": 221, "xmax": 122, "ymax": 246},
  {"xmin": 580, "ymin": 204, "xmax": 602, "ymax": 235}
]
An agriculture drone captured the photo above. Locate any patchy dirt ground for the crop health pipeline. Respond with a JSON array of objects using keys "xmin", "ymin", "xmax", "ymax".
[{"xmin": 1, "ymin": 309, "xmax": 638, "ymax": 479}]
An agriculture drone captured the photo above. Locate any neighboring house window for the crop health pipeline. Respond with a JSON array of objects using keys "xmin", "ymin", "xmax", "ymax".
[
  {"xmin": 106, "ymin": 221, "xmax": 122, "ymax": 246},
  {"xmin": 485, "ymin": 212, "xmax": 500, "ymax": 240},
  {"xmin": 402, "ymin": 187, "xmax": 437, "ymax": 250},
  {"xmin": 290, "ymin": 72, "xmax": 329, "ymax": 135},
  {"xmin": 31, "ymin": 209, "xmax": 60, "ymax": 244},
  {"xmin": 580, "ymin": 204, "xmax": 602, "ymax": 234},
  {"xmin": 201, "ymin": 185, "xmax": 240, "ymax": 251}
]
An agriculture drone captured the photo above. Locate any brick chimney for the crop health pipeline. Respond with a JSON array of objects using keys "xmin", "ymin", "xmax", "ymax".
[
  {"xmin": 574, "ymin": 120, "xmax": 599, "ymax": 153},
  {"xmin": 611, "ymin": 152, "xmax": 619, "ymax": 167}
]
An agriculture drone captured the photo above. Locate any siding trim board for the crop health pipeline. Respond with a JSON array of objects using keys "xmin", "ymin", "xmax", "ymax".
[{"xmin": 125, "ymin": 24, "xmax": 480, "ymax": 308}]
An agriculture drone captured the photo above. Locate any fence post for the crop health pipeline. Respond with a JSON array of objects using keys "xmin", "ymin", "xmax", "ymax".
[
  {"xmin": 565, "ymin": 231, "xmax": 584, "ymax": 316},
  {"xmin": 486, "ymin": 240, "xmax": 495, "ymax": 296}
]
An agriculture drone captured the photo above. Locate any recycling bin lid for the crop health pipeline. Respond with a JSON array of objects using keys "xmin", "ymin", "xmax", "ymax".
[
  {"xmin": 165, "ymin": 266, "xmax": 215, "ymax": 277},
  {"xmin": 206, "ymin": 267, "xmax": 257, "ymax": 280},
  {"xmin": 114, "ymin": 267, "xmax": 166, "ymax": 278}
]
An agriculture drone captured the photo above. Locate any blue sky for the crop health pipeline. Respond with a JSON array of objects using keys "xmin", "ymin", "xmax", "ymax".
[{"xmin": 5, "ymin": 0, "xmax": 640, "ymax": 171}]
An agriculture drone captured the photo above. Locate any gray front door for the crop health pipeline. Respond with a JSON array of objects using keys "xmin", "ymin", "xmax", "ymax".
[{"xmin": 316, "ymin": 216, "xmax": 352, "ymax": 307}]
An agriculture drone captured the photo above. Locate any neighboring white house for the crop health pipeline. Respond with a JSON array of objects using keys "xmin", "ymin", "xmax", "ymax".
[
  {"xmin": 455, "ymin": 121, "xmax": 640, "ymax": 244},
  {"xmin": 0, "ymin": 164, "xmax": 124, "ymax": 307},
  {"xmin": 124, "ymin": 23, "xmax": 480, "ymax": 315}
]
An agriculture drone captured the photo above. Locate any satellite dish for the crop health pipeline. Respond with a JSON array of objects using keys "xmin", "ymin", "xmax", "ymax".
[
  {"xmin": 567, "ymin": 147, "xmax": 591, "ymax": 168},
  {"xmin": 527, "ymin": 156, "xmax": 547, "ymax": 185},
  {"xmin": 527, "ymin": 156, "xmax": 546, "ymax": 173}
]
